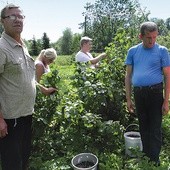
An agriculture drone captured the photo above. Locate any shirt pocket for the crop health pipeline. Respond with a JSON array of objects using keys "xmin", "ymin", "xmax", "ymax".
[{"xmin": 7, "ymin": 57, "xmax": 24, "ymax": 74}]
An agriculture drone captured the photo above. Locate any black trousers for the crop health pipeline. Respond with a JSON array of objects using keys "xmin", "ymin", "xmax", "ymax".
[
  {"xmin": 134, "ymin": 83, "xmax": 163, "ymax": 164},
  {"xmin": 0, "ymin": 115, "xmax": 32, "ymax": 170}
]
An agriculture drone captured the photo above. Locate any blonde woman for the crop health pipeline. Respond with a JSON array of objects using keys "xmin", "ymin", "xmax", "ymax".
[{"xmin": 35, "ymin": 48, "xmax": 57, "ymax": 82}]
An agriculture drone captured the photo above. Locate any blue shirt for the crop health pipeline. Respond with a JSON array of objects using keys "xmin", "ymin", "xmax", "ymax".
[{"xmin": 125, "ymin": 43, "xmax": 170, "ymax": 86}]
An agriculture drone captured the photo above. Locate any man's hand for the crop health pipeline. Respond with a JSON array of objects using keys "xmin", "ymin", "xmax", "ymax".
[
  {"xmin": 127, "ymin": 100, "xmax": 135, "ymax": 113},
  {"xmin": 41, "ymin": 87, "xmax": 57, "ymax": 96},
  {"xmin": 0, "ymin": 118, "xmax": 8, "ymax": 138},
  {"xmin": 162, "ymin": 101, "xmax": 169, "ymax": 115}
]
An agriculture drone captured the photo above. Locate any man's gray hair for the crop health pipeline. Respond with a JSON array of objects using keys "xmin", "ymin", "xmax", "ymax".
[
  {"xmin": 1, "ymin": 4, "xmax": 21, "ymax": 19},
  {"xmin": 140, "ymin": 21, "xmax": 158, "ymax": 36}
]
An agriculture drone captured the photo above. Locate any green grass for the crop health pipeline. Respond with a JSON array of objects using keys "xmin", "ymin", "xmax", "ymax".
[
  {"xmin": 57, "ymin": 65, "xmax": 75, "ymax": 86},
  {"xmin": 55, "ymin": 54, "xmax": 75, "ymax": 66},
  {"xmin": 54, "ymin": 55, "xmax": 76, "ymax": 93},
  {"xmin": 55, "ymin": 55, "xmax": 75, "ymax": 81}
]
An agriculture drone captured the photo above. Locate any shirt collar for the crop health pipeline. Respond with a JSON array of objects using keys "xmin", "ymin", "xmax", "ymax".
[{"xmin": 2, "ymin": 32, "xmax": 25, "ymax": 48}]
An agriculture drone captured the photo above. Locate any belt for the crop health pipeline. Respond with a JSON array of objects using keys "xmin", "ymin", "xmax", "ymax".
[{"xmin": 134, "ymin": 82, "xmax": 163, "ymax": 90}]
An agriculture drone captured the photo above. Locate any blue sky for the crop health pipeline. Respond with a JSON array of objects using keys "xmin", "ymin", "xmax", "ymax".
[
  {"xmin": 139, "ymin": 0, "xmax": 170, "ymax": 20},
  {"xmin": 0, "ymin": 0, "xmax": 170, "ymax": 42}
]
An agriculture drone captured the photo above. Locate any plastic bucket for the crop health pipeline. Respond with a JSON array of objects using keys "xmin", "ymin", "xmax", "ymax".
[
  {"xmin": 124, "ymin": 124, "xmax": 143, "ymax": 157},
  {"xmin": 71, "ymin": 153, "xmax": 98, "ymax": 170}
]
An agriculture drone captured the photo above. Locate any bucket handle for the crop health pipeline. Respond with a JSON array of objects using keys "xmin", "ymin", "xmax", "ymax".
[{"xmin": 125, "ymin": 124, "xmax": 139, "ymax": 132}]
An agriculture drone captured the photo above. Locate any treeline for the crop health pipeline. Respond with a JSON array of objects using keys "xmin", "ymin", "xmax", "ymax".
[{"xmin": 1, "ymin": 0, "xmax": 170, "ymax": 56}]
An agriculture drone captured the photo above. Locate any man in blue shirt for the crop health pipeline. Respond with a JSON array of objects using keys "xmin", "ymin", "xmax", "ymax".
[{"xmin": 125, "ymin": 21, "xmax": 170, "ymax": 166}]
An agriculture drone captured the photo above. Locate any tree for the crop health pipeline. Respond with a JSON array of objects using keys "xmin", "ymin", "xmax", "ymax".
[
  {"xmin": 81, "ymin": 0, "xmax": 149, "ymax": 51},
  {"xmin": 71, "ymin": 33, "xmax": 82, "ymax": 54},
  {"xmin": 60, "ymin": 28, "xmax": 73, "ymax": 55},
  {"xmin": 29, "ymin": 36, "xmax": 39, "ymax": 56},
  {"xmin": 150, "ymin": 18, "xmax": 168, "ymax": 36},
  {"xmin": 42, "ymin": 32, "xmax": 50, "ymax": 49},
  {"xmin": 25, "ymin": 37, "xmax": 42, "ymax": 57},
  {"xmin": 165, "ymin": 17, "xmax": 170, "ymax": 30},
  {"xmin": 157, "ymin": 31, "xmax": 170, "ymax": 51}
]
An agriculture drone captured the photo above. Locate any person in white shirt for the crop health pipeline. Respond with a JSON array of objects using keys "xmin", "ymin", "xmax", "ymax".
[{"xmin": 75, "ymin": 36, "xmax": 107, "ymax": 68}]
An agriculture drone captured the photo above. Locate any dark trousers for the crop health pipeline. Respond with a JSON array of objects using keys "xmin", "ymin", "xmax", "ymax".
[
  {"xmin": 134, "ymin": 83, "xmax": 163, "ymax": 164},
  {"xmin": 0, "ymin": 115, "xmax": 32, "ymax": 170}
]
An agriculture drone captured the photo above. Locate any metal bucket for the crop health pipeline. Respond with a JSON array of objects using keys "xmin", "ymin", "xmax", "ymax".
[
  {"xmin": 71, "ymin": 153, "xmax": 98, "ymax": 170},
  {"xmin": 124, "ymin": 124, "xmax": 143, "ymax": 157}
]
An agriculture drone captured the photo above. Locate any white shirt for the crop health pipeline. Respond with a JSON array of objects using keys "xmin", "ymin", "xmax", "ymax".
[{"xmin": 75, "ymin": 51, "xmax": 96, "ymax": 68}]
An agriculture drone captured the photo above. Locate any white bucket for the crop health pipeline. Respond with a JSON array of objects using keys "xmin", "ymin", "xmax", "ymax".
[
  {"xmin": 124, "ymin": 124, "xmax": 143, "ymax": 157},
  {"xmin": 71, "ymin": 153, "xmax": 98, "ymax": 170}
]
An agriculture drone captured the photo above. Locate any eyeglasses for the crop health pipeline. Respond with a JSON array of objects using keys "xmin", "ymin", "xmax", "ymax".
[{"xmin": 3, "ymin": 15, "xmax": 25, "ymax": 21}]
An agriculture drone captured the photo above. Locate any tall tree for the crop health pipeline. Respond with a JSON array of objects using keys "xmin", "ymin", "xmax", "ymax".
[
  {"xmin": 26, "ymin": 37, "xmax": 42, "ymax": 57},
  {"xmin": 30, "ymin": 36, "xmax": 39, "ymax": 56},
  {"xmin": 42, "ymin": 32, "xmax": 50, "ymax": 49},
  {"xmin": 60, "ymin": 28, "xmax": 73, "ymax": 55},
  {"xmin": 71, "ymin": 33, "xmax": 81, "ymax": 54},
  {"xmin": 165, "ymin": 17, "xmax": 170, "ymax": 30},
  {"xmin": 81, "ymin": 0, "xmax": 149, "ymax": 51}
]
